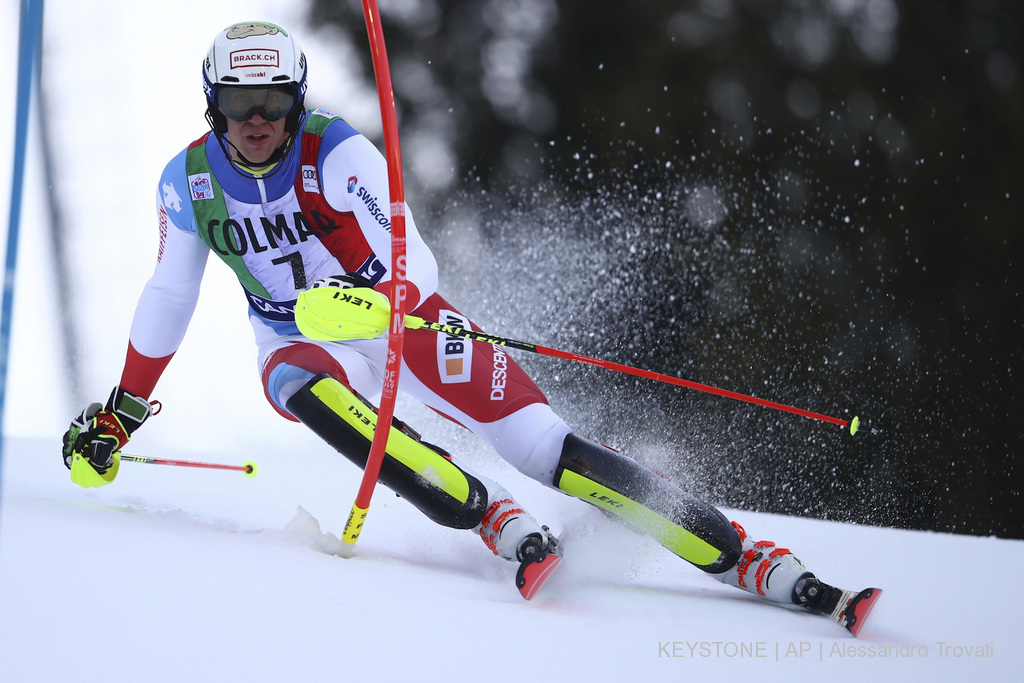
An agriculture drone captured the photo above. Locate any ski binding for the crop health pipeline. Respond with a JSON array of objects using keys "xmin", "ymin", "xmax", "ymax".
[{"xmin": 802, "ymin": 580, "xmax": 883, "ymax": 637}]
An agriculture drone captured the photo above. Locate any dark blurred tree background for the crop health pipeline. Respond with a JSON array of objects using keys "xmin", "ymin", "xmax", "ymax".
[{"xmin": 307, "ymin": 0, "xmax": 1022, "ymax": 538}]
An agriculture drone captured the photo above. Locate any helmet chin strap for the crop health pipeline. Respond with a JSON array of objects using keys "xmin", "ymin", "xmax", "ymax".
[
  {"xmin": 205, "ymin": 104, "xmax": 305, "ymax": 178},
  {"xmin": 211, "ymin": 128, "xmax": 294, "ymax": 178},
  {"xmin": 227, "ymin": 134, "xmax": 292, "ymax": 170}
]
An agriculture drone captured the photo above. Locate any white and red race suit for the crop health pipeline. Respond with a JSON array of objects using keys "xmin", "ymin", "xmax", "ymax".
[{"xmin": 121, "ymin": 108, "xmax": 570, "ymax": 484}]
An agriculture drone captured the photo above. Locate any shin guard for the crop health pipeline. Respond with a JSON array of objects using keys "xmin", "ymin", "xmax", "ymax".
[
  {"xmin": 554, "ymin": 434, "xmax": 741, "ymax": 573},
  {"xmin": 286, "ymin": 374, "xmax": 488, "ymax": 530}
]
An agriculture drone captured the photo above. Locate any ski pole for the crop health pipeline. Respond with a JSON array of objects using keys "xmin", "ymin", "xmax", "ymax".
[
  {"xmin": 120, "ymin": 453, "xmax": 258, "ymax": 477},
  {"xmin": 296, "ymin": 288, "xmax": 860, "ymax": 434},
  {"xmin": 406, "ymin": 316, "xmax": 859, "ymax": 434}
]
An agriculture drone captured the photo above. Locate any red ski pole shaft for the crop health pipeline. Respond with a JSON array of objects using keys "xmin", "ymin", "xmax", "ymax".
[
  {"xmin": 536, "ymin": 345, "xmax": 849, "ymax": 427},
  {"xmin": 407, "ymin": 316, "xmax": 858, "ymax": 433},
  {"xmin": 120, "ymin": 454, "xmax": 258, "ymax": 477}
]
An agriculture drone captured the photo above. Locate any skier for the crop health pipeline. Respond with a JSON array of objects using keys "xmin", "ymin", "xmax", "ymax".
[{"xmin": 62, "ymin": 21, "xmax": 876, "ymax": 630}]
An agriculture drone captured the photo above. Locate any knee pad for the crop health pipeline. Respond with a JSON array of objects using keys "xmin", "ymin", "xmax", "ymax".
[
  {"xmin": 262, "ymin": 342, "xmax": 351, "ymax": 422},
  {"xmin": 285, "ymin": 373, "xmax": 488, "ymax": 530},
  {"xmin": 553, "ymin": 434, "xmax": 741, "ymax": 573}
]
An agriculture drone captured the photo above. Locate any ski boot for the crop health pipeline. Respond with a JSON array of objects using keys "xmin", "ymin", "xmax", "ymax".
[
  {"xmin": 712, "ymin": 522, "xmax": 883, "ymax": 636},
  {"xmin": 712, "ymin": 521, "xmax": 815, "ymax": 605},
  {"xmin": 476, "ymin": 489, "xmax": 563, "ymax": 600},
  {"xmin": 476, "ymin": 488, "xmax": 557, "ymax": 562}
]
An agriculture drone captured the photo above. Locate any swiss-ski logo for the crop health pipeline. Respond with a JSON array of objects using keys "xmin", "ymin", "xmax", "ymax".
[{"xmin": 188, "ymin": 173, "xmax": 214, "ymax": 201}]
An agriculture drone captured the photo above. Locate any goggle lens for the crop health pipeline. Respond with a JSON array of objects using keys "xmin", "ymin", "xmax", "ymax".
[{"xmin": 217, "ymin": 86, "xmax": 296, "ymax": 122}]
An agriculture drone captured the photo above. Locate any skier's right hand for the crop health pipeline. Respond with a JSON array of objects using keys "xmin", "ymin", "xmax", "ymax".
[
  {"xmin": 61, "ymin": 387, "xmax": 155, "ymax": 488},
  {"xmin": 295, "ymin": 273, "xmax": 392, "ymax": 341}
]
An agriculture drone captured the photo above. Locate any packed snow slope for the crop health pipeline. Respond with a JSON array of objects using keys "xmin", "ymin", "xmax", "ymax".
[
  {"xmin": 1, "ymin": 433, "xmax": 1019, "ymax": 682},
  {"xmin": 1, "ymin": 2, "xmax": 1020, "ymax": 681}
]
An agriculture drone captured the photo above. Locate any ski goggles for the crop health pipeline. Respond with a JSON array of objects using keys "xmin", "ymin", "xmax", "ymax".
[{"xmin": 216, "ymin": 86, "xmax": 297, "ymax": 122}]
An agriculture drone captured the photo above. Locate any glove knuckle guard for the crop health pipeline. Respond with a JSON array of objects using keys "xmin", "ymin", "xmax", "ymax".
[
  {"xmin": 310, "ymin": 273, "xmax": 374, "ymax": 290},
  {"xmin": 62, "ymin": 402, "xmax": 104, "ymax": 469}
]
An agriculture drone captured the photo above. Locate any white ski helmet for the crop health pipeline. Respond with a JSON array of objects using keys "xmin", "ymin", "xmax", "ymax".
[{"xmin": 203, "ymin": 21, "xmax": 308, "ymax": 134}]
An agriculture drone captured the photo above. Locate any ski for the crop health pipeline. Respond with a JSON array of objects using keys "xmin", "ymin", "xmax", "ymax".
[
  {"xmin": 515, "ymin": 549, "xmax": 563, "ymax": 600},
  {"xmin": 802, "ymin": 582, "xmax": 883, "ymax": 637}
]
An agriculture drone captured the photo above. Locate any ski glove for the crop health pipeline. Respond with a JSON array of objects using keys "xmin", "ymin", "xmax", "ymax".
[
  {"xmin": 295, "ymin": 273, "xmax": 392, "ymax": 342},
  {"xmin": 62, "ymin": 386, "xmax": 154, "ymax": 488}
]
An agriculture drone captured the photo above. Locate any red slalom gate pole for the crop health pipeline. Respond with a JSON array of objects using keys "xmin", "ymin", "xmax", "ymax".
[{"xmin": 339, "ymin": 1, "xmax": 408, "ymax": 556}]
